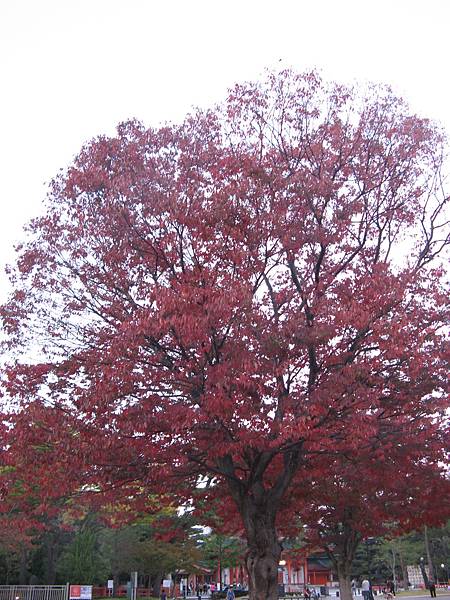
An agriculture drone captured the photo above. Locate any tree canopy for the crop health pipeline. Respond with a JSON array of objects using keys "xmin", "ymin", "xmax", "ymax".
[{"xmin": 1, "ymin": 70, "xmax": 449, "ymax": 600}]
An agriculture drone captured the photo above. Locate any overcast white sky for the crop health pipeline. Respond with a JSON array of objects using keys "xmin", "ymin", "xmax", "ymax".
[{"xmin": 1, "ymin": 0, "xmax": 449, "ymax": 301}]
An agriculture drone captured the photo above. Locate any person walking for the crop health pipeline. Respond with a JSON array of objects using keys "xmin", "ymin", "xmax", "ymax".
[
  {"xmin": 226, "ymin": 588, "xmax": 235, "ymax": 600},
  {"xmin": 361, "ymin": 579, "xmax": 371, "ymax": 600},
  {"xmin": 429, "ymin": 582, "xmax": 437, "ymax": 598}
]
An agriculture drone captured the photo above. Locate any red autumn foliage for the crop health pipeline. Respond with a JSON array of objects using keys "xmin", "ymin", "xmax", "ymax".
[
  {"xmin": 288, "ymin": 425, "xmax": 449, "ymax": 598},
  {"xmin": 1, "ymin": 70, "xmax": 449, "ymax": 600}
]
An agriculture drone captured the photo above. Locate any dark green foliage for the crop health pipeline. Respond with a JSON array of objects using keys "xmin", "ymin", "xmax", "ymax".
[
  {"xmin": 57, "ymin": 526, "xmax": 108, "ymax": 584},
  {"xmin": 1, "ymin": 516, "xmax": 448, "ymax": 586},
  {"xmin": 350, "ymin": 522, "xmax": 450, "ymax": 585},
  {"xmin": 196, "ymin": 532, "xmax": 245, "ymax": 571}
]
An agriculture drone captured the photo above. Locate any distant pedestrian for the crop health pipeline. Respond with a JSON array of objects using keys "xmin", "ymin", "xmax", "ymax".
[
  {"xmin": 429, "ymin": 583, "xmax": 436, "ymax": 598},
  {"xmin": 226, "ymin": 588, "xmax": 235, "ymax": 600},
  {"xmin": 361, "ymin": 579, "xmax": 370, "ymax": 600},
  {"xmin": 160, "ymin": 590, "xmax": 167, "ymax": 600}
]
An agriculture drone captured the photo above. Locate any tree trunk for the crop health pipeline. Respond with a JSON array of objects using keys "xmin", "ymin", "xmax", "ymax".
[
  {"xmin": 44, "ymin": 531, "xmax": 57, "ymax": 584},
  {"xmin": 398, "ymin": 550, "xmax": 408, "ymax": 588},
  {"xmin": 221, "ymin": 449, "xmax": 301, "ymax": 600},
  {"xmin": 337, "ymin": 562, "xmax": 353, "ymax": 600},
  {"xmin": 419, "ymin": 562, "xmax": 429, "ymax": 588},
  {"xmin": 5, "ymin": 557, "xmax": 11, "ymax": 585},
  {"xmin": 19, "ymin": 546, "xmax": 28, "ymax": 585},
  {"xmin": 323, "ymin": 517, "xmax": 361, "ymax": 600},
  {"xmin": 243, "ymin": 506, "xmax": 281, "ymax": 600},
  {"xmin": 112, "ymin": 530, "xmax": 120, "ymax": 596},
  {"xmin": 152, "ymin": 573, "xmax": 163, "ymax": 598},
  {"xmin": 424, "ymin": 526, "xmax": 435, "ymax": 584},
  {"xmin": 391, "ymin": 548, "xmax": 397, "ymax": 591},
  {"xmin": 113, "ymin": 574, "xmax": 120, "ymax": 597}
]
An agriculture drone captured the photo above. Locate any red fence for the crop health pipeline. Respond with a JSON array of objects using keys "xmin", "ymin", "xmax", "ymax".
[{"xmin": 92, "ymin": 587, "xmax": 154, "ymax": 598}]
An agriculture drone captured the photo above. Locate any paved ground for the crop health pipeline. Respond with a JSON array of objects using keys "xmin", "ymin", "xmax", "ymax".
[
  {"xmin": 401, "ymin": 597, "xmax": 450, "ymax": 600},
  {"xmin": 183, "ymin": 593, "xmax": 450, "ymax": 600},
  {"xmin": 396, "ymin": 593, "xmax": 450, "ymax": 598},
  {"xmin": 397, "ymin": 596, "xmax": 450, "ymax": 599}
]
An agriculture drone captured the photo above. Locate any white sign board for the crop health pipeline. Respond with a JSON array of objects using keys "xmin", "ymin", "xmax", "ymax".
[
  {"xmin": 162, "ymin": 580, "xmax": 172, "ymax": 588},
  {"xmin": 70, "ymin": 586, "xmax": 93, "ymax": 600}
]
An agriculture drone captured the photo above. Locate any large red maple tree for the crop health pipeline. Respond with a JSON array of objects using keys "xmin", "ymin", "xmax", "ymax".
[{"xmin": 1, "ymin": 71, "xmax": 449, "ymax": 600}]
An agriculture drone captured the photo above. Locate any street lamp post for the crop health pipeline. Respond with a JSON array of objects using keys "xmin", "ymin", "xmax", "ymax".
[
  {"xmin": 218, "ymin": 539, "xmax": 222, "ymax": 592},
  {"xmin": 440, "ymin": 564, "xmax": 448, "ymax": 585},
  {"xmin": 419, "ymin": 557, "xmax": 429, "ymax": 589},
  {"xmin": 279, "ymin": 560, "xmax": 287, "ymax": 595}
]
